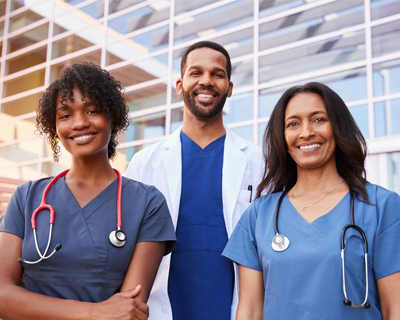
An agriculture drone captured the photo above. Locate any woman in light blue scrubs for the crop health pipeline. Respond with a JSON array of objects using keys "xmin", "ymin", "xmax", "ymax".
[
  {"xmin": 223, "ymin": 82, "xmax": 400, "ymax": 320},
  {"xmin": 0, "ymin": 63, "xmax": 176, "ymax": 320}
]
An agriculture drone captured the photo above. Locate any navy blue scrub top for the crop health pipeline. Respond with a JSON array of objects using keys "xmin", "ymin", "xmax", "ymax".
[
  {"xmin": 0, "ymin": 176, "xmax": 176, "ymax": 302},
  {"xmin": 168, "ymin": 132, "xmax": 234, "ymax": 320}
]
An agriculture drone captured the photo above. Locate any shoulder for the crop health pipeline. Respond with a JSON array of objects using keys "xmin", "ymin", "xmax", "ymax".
[
  {"xmin": 243, "ymin": 192, "xmax": 282, "ymax": 220},
  {"xmin": 364, "ymin": 183, "xmax": 400, "ymax": 206},
  {"xmin": 15, "ymin": 177, "xmax": 53, "ymax": 198},
  {"xmin": 122, "ymin": 177, "xmax": 165, "ymax": 200}
]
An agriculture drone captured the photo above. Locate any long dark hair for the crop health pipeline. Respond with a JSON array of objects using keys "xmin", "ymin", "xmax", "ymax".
[{"xmin": 256, "ymin": 82, "xmax": 369, "ymax": 201}]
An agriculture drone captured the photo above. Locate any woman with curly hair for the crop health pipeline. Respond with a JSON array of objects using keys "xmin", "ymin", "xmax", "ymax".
[{"xmin": 0, "ymin": 62, "xmax": 176, "ymax": 320}]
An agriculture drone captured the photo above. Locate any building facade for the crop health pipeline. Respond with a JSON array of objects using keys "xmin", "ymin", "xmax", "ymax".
[{"xmin": 0, "ymin": 0, "xmax": 399, "ymax": 193}]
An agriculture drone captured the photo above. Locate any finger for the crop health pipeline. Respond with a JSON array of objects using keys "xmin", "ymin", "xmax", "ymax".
[
  {"xmin": 135, "ymin": 302, "xmax": 149, "ymax": 316},
  {"xmin": 119, "ymin": 285, "xmax": 141, "ymax": 298},
  {"xmin": 133, "ymin": 307, "xmax": 148, "ymax": 320}
]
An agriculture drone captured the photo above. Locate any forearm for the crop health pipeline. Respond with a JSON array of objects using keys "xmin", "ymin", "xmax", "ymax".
[
  {"xmin": 382, "ymin": 307, "xmax": 400, "ymax": 320},
  {"xmin": 236, "ymin": 304, "xmax": 263, "ymax": 320},
  {"xmin": 0, "ymin": 284, "xmax": 95, "ymax": 320}
]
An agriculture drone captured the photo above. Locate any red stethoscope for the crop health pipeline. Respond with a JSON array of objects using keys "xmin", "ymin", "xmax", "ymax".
[{"xmin": 18, "ymin": 169, "xmax": 126, "ymax": 265}]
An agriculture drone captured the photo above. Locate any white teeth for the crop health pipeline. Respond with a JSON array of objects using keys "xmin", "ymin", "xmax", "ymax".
[
  {"xmin": 73, "ymin": 134, "xmax": 93, "ymax": 141},
  {"xmin": 197, "ymin": 94, "xmax": 214, "ymax": 98},
  {"xmin": 299, "ymin": 143, "xmax": 321, "ymax": 150}
]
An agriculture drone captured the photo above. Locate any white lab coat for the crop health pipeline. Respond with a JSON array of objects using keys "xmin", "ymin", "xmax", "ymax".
[{"xmin": 125, "ymin": 127, "xmax": 264, "ymax": 320}]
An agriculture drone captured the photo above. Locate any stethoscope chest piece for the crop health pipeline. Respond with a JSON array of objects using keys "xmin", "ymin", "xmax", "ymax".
[
  {"xmin": 109, "ymin": 230, "xmax": 126, "ymax": 248},
  {"xmin": 271, "ymin": 233, "xmax": 290, "ymax": 252}
]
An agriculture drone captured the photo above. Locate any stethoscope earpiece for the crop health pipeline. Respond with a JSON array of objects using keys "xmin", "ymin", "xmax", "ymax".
[{"xmin": 109, "ymin": 230, "xmax": 126, "ymax": 248}]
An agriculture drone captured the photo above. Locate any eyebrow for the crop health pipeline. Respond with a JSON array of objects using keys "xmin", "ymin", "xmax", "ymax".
[
  {"xmin": 56, "ymin": 101, "xmax": 95, "ymax": 112},
  {"xmin": 187, "ymin": 65, "xmax": 227, "ymax": 75},
  {"xmin": 285, "ymin": 110, "xmax": 328, "ymax": 121}
]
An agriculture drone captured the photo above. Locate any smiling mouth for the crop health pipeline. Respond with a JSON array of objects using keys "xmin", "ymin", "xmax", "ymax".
[
  {"xmin": 298, "ymin": 143, "xmax": 321, "ymax": 150},
  {"xmin": 72, "ymin": 134, "xmax": 94, "ymax": 141}
]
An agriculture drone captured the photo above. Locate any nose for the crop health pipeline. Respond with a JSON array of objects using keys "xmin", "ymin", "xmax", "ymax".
[
  {"xmin": 299, "ymin": 121, "xmax": 315, "ymax": 139},
  {"xmin": 71, "ymin": 113, "xmax": 90, "ymax": 130},
  {"xmin": 198, "ymin": 73, "xmax": 214, "ymax": 87}
]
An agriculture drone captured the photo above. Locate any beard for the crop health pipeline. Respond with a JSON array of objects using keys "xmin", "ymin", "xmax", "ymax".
[{"xmin": 182, "ymin": 86, "xmax": 229, "ymax": 119}]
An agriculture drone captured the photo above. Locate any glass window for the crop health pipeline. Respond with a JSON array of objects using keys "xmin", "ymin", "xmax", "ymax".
[
  {"xmin": 0, "ymin": 137, "xmax": 42, "ymax": 165},
  {"xmin": 349, "ymin": 104, "xmax": 369, "ymax": 139},
  {"xmin": 173, "ymin": 0, "xmax": 253, "ymax": 46},
  {"xmin": 371, "ymin": 0, "xmax": 400, "ymax": 21},
  {"xmin": 108, "ymin": 54, "xmax": 168, "ymax": 87},
  {"xmin": 9, "ymin": 3, "xmax": 47, "ymax": 33},
  {"xmin": 224, "ymin": 91, "xmax": 253, "ymax": 124},
  {"xmin": 259, "ymin": 29, "xmax": 366, "ymax": 85},
  {"xmin": 107, "ymin": 25, "xmax": 169, "ymax": 65},
  {"xmin": 52, "ymin": 23, "xmax": 102, "ymax": 60},
  {"xmin": 230, "ymin": 125, "xmax": 253, "ymax": 143},
  {"xmin": 258, "ymin": 121, "xmax": 267, "ymax": 147},
  {"xmin": 53, "ymin": 3, "xmax": 104, "ymax": 37},
  {"xmin": 108, "ymin": 1, "xmax": 169, "ymax": 36},
  {"xmin": 0, "ymin": 21, "xmax": 5, "ymax": 37},
  {"xmin": 0, "ymin": 114, "xmax": 37, "ymax": 141},
  {"xmin": 0, "ymin": 92, "xmax": 41, "ymax": 120},
  {"xmin": 387, "ymin": 151, "xmax": 400, "ymax": 194},
  {"xmin": 0, "ymin": 1, "xmax": 6, "ymax": 18},
  {"xmin": 259, "ymin": 0, "xmax": 303, "ymax": 18},
  {"xmin": 7, "ymin": 22, "xmax": 49, "ymax": 54},
  {"xmin": 49, "ymin": 49, "xmax": 101, "ymax": 82},
  {"xmin": 373, "ymin": 59, "xmax": 400, "ymax": 97},
  {"xmin": 259, "ymin": 88, "xmax": 284, "ymax": 118},
  {"xmin": 3, "ymin": 68, "xmax": 45, "ymax": 98},
  {"xmin": 171, "ymin": 107, "xmax": 183, "ymax": 133},
  {"xmin": 374, "ymin": 98, "xmax": 400, "ymax": 136},
  {"xmin": 211, "ymin": 27, "xmax": 253, "ymax": 59},
  {"xmin": 0, "ymin": 163, "xmax": 41, "ymax": 181},
  {"xmin": 41, "ymin": 160, "xmax": 70, "ymax": 178},
  {"xmin": 372, "ymin": 20, "xmax": 400, "ymax": 58},
  {"xmin": 124, "ymin": 82, "xmax": 168, "ymax": 112},
  {"xmin": 5, "ymin": 45, "xmax": 47, "ymax": 75},
  {"xmin": 231, "ymin": 58, "xmax": 253, "ymax": 90},
  {"xmin": 125, "ymin": 111, "xmax": 166, "ymax": 142},
  {"xmin": 108, "ymin": 0, "xmax": 158, "ymax": 15}
]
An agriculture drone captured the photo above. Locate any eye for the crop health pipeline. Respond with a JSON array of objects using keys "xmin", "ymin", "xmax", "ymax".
[
  {"xmin": 286, "ymin": 121, "xmax": 299, "ymax": 128},
  {"xmin": 190, "ymin": 71, "xmax": 201, "ymax": 76},
  {"xmin": 87, "ymin": 108, "xmax": 99, "ymax": 115},
  {"xmin": 58, "ymin": 113, "xmax": 71, "ymax": 120},
  {"xmin": 313, "ymin": 117, "xmax": 326, "ymax": 123},
  {"xmin": 215, "ymin": 73, "xmax": 225, "ymax": 78}
]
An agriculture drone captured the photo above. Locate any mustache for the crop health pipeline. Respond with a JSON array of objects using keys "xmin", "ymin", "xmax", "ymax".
[{"xmin": 193, "ymin": 86, "xmax": 218, "ymax": 97}]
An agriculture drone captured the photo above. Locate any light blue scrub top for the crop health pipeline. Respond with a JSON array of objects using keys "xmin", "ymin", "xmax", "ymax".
[
  {"xmin": 223, "ymin": 184, "xmax": 400, "ymax": 320},
  {"xmin": 0, "ymin": 176, "xmax": 176, "ymax": 302}
]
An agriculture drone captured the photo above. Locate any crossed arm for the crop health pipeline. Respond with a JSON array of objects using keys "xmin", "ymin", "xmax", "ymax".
[{"xmin": 0, "ymin": 232, "xmax": 165, "ymax": 320}]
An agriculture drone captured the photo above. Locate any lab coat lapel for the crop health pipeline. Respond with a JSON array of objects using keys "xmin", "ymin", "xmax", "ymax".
[
  {"xmin": 223, "ymin": 128, "xmax": 248, "ymax": 235},
  {"xmin": 161, "ymin": 128, "xmax": 182, "ymax": 227}
]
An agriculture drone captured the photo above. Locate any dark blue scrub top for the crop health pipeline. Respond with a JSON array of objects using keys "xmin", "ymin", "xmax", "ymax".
[
  {"xmin": 0, "ymin": 176, "xmax": 176, "ymax": 302},
  {"xmin": 168, "ymin": 132, "xmax": 233, "ymax": 320}
]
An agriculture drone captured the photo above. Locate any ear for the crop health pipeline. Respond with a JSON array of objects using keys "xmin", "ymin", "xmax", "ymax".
[
  {"xmin": 176, "ymin": 79, "xmax": 183, "ymax": 95},
  {"xmin": 227, "ymin": 81, "xmax": 233, "ymax": 98}
]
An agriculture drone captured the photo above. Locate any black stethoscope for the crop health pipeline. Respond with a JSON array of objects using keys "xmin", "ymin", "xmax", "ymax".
[
  {"xmin": 18, "ymin": 169, "xmax": 126, "ymax": 265},
  {"xmin": 271, "ymin": 189, "xmax": 371, "ymax": 309}
]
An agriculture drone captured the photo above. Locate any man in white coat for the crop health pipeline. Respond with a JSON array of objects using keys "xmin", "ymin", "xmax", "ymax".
[{"xmin": 125, "ymin": 41, "xmax": 263, "ymax": 320}]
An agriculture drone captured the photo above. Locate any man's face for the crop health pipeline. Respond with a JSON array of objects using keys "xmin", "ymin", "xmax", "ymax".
[{"xmin": 176, "ymin": 47, "xmax": 233, "ymax": 119}]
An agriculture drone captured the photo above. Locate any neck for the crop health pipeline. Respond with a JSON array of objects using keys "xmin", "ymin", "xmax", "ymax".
[
  {"xmin": 67, "ymin": 154, "xmax": 116, "ymax": 185},
  {"xmin": 294, "ymin": 160, "xmax": 343, "ymax": 194},
  {"xmin": 181, "ymin": 108, "xmax": 226, "ymax": 148}
]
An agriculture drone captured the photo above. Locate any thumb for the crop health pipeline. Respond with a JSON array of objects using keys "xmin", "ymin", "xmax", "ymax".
[{"xmin": 119, "ymin": 285, "xmax": 141, "ymax": 298}]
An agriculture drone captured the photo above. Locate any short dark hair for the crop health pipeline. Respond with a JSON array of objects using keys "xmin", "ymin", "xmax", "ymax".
[
  {"xmin": 36, "ymin": 62, "xmax": 130, "ymax": 162},
  {"xmin": 257, "ymin": 82, "xmax": 369, "ymax": 201},
  {"xmin": 180, "ymin": 41, "xmax": 232, "ymax": 80}
]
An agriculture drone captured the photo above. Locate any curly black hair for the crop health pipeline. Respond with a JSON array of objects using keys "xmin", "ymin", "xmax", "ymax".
[{"xmin": 36, "ymin": 62, "xmax": 130, "ymax": 162}]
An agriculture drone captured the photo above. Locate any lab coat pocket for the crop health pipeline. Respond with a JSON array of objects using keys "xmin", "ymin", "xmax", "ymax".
[{"xmin": 236, "ymin": 189, "xmax": 252, "ymax": 214}]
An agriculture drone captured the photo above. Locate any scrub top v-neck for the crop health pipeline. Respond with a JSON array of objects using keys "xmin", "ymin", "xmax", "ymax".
[
  {"xmin": 223, "ymin": 185, "xmax": 400, "ymax": 320},
  {"xmin": 1, "ymin": 175, "xmax": 176, "ymax": 302},
  {"xmin": 168, "ymin": 132, "xmax": 234, "ymax": 320}
]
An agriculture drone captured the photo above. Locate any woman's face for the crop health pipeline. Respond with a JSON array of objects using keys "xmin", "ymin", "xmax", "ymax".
[
  {"xmin": 55, "ymin": 87, "xmax": 112, "ymax": 161},
  {"xmin": 284, "ymin": 93, "xmax": 336, "ymax": 170}
]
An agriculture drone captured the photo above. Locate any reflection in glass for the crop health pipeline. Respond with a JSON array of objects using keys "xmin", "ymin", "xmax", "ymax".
[
  {"xmin": 223, "ymin": 92, "xmax": 253, "ymax": 124},
  {"xmin": 7, "ymin": 23, "xmax": 49, "ymax": 54},
  {"xmin": 3, "ymin": 69, "xmax": 45, "ymax": 98},
  {"xmin": 0, "ymin": 137, "xmax": 42, "ymax": 164},
  {"xmin": 49, "ymin": 49, "xmax": 101, "ymax": 82},
  {"xmin": 371, "ymin": 0, "xmax": 400, "ymax": 20},
  {"xmin": 1, "ymin": 93, "xmax": 41, "ymax": 119},
  {"xmin": 375, "ymin": 99, "xmax": 400, "ymax": 135},
  {"xmin": 0, "ymin": 116, "xmax": 37, "ymax": 141},
  {"xmin": 125, "ymin": 111, "xmax": 166, "ymax": 142},
  {"xmin": 374, "ymin": 102, "xmax": 387, "ymax": 137},
  {"xmin": 259, "ymin": 88, "xmax": 283, "ymax": 118},
  {"xmin": 259, "ymin": 29, "xmax": 366, "ymax": 85},
  {"xmin": 212, "ymin": 27, "xmax": 253, "ymax": 59},
  {"xmin": 108, "ymin": 1, "xmax": 169, "ymax": 35},
  {"xmin": 259, "ymin": 0, "xmax": 303, "ymax": 18},
  {"xmin": 232, "ymin": 59, "xmax": 253, "ymax": 90},
  {"xmin": 230, "ymin": 125, "xmax": 253, "ymax": 143},
  {"xmin": 258, "ymin": 122, "xmax": 267, "ymax": 147},
  {"xmin": 5, "ymin": 46, "xmax": 47, "ymax": 75},
  {"xmin": 171, "ymin": 107, "xmax": 183, "ymax": 133},
  {"xmin": 372, "ymin": 20, "xmax": 400, "ymax": 58},
  {"xmin": 9, "ymin": 5, "xmax": 45, "ymax": 33},
  {"xmin": 52, "ymin": 24, "xmax": 102, "ymax": 59},
  {"xmin": 173, "ymin": 0, "xmax": 253, "ymax": 45},
  {"xmin": 349, "ymin": 104, "xmax": 369, "ymax": 139},
  {"xmin": 373, "ymin": 59, "xmax": 400, "ymax": 96},
  {"xmin": 125, "ymin": 83, "xmax": 167, "ymax": 112},
  {"xmin": 387, "ymin": 151, "xmax": 400, "ymax": 194}
]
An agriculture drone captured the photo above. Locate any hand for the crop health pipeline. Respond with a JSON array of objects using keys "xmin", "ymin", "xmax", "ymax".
[{"xmin": 93, "ymin": 285, "xmax": 149, "ymax": 320}]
